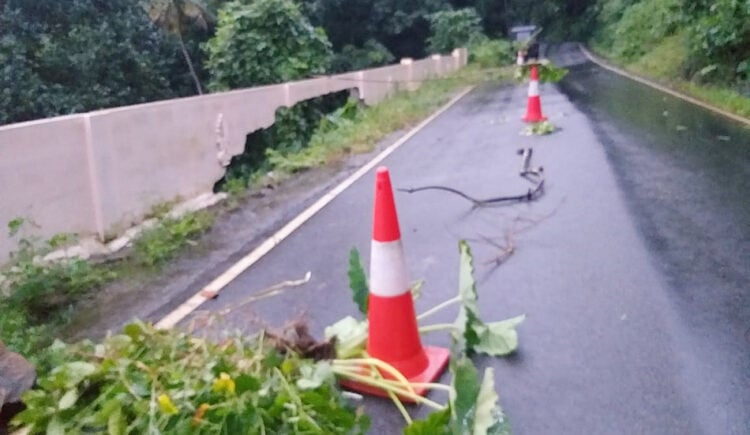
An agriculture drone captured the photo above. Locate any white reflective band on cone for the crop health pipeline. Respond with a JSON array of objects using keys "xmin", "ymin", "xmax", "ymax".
[
  {"xmin": 528, "ymin": 80, "xmax": 539, "ymax": 97},
  {"xmin": 370, "ymin": 240, "xmax": 409, "ymax": 297}
]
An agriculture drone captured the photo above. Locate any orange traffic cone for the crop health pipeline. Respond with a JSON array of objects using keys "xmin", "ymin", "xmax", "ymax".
[
  {"xmin": 523, "ymin": 64, "xmax": 547, "ymax": 123},
  {"xmin": 341, "ymin": 167, "xmax": 450, "ymax": 400}
]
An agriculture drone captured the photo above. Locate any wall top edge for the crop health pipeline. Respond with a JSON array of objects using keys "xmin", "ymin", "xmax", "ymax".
[{"xmin": 0, "ymin": 49, "xmax": 467, "ymax": 130}]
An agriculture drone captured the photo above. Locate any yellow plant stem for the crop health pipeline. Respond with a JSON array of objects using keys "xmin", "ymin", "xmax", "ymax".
[
  {"xmin": 332, "ymin": 367, "xmax": 446, "ymax": 410},
  {"xmin": 332, "ymin": 358, "xmax": 416, "ymax": 395}
]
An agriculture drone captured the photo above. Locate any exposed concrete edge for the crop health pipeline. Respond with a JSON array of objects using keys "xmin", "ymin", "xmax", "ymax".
[
  {"xmin": 155, "ymin": 85, "xmax": 476, "ymax": 329},
  {"xmin": 40, "ymin": 192, "xmax": 228, "ymax": 263},
  {"xmin": 579, "ymin": 44, "xmax": 750, "ymax": 127}
]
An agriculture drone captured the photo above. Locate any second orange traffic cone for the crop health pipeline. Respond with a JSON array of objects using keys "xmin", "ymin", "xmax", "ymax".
[
  {"xmin": 523, "ymin": 64, "xmax": 547, "ymax": 123},
  {"xmin": 341, "ymin": 167, "xmax": 450, "ymax": 400}
]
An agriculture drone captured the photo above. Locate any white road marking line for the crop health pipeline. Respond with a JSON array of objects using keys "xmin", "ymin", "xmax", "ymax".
[
  {"xmin": 156, "ymin": 86, "xmax": 475, "ymax": 329},
  {"xmin": 579, "ymin": 44, "xmax": 750, "ymax": 127}
]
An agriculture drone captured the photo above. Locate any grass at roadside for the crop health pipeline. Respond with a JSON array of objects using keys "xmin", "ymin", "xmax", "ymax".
[
  {"xmin": 0, "ymin": 64, "xmax": 512, "ymax": 367},
  {"xmin": 0, "ymin": 210, "xmax": 214, "ymax": 367},
  {"xmin": 589, "ymin": 39, "xmax": 750, "ymax": 121}
]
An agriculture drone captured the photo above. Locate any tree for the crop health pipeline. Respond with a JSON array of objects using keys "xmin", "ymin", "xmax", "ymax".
[
  {"xmin": 204, "ymin": 0, "xmax": 332, "ymax": 90},
  {"xmin": 300, "ymin": 0, "xmax": 450, "ymax": 59},
  {"xmin": 0, "ymin": 0, "xmax": 191, "ymax": 125},
  {"xmin": 148, "ymin": 0, "xmax": 214, "ymax": 94},
  {"xmin": 427, "ymin": 8, "xmax": 486, "ymax": 54}
]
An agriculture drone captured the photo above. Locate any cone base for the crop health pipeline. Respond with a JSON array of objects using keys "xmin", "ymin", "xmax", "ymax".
[
  {"xmin": 340, "ymin": 346, "xmax": 450, "ymax": 403},
  {"xmin": 522, "ymin": 115, "xmax": 547, "ymax": 123}
]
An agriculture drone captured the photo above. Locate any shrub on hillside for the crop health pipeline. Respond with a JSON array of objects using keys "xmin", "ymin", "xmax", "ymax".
[
  {"xmin": 331, "ymin": 39, "xmax": 395, "ymax": 73},
  {"xmin": 427, "ymin": 8, "xmax": 486, "ymax": 55},
  {"xmin": 0, "ymin": 0, "xmax": 193, "ymax": 125},
  {"xmin": 469, "ymin": 39, "xmax": 514, "ymax": 68},
  {"xmin": 204, "ymin": 0, "xmax": 332, "ymax": 90},
  {"xmin": 688, "ymin": 0, "xmax": 750, "ymax": 83},
  {"xmin": 610, "ymin": 0, "xmax": 684, "ymax": 61}
]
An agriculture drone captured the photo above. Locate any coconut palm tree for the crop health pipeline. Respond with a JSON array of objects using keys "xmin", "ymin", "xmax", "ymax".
[{"xmin": 148, "ymin": 0, "xmax": 214, "ymax": 94}]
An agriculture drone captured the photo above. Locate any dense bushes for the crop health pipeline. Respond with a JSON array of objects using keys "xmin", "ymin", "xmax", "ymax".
[
  {"xmin": 469, "ymin": 39, "xmax": 514, "ymax": 68},
  {"xmin": 687, "ymin": 0, "xmax": 750, "ymax": 83},
  {"xmin": 591, "ymin": 0, "xmax": 750, "ymax": 89},
  {"xmin": 0, "ymin": 0, "xmax": 193, "ymax": 124},
  {"xmin": 427, "ymin": 8, "xmax": 485, "ymax": 54},
  {"xmin": 204, "ymin": 0, "xmax": 341, "ymax": 190},
  {"xmin": 330, "ymin": 40, "xmax": 395, "ymax": 73},
  {"xmin": 204, "ymin": 0, "xmax": 332, "ymax": 90},
  {"xmin": 609, "ymin": 0, "xmax": 684, "ymax": 61}
]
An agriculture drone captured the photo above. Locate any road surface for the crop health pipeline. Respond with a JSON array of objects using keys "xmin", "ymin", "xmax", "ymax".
[{"xmin": 167, "ymin": 45, "xmax": 749, "ymax": 434}]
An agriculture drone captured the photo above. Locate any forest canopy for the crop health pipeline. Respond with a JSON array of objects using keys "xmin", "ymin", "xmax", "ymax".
[{"xmin": 1, "ymin": 0, "xmax": 746, "ymax": 124}]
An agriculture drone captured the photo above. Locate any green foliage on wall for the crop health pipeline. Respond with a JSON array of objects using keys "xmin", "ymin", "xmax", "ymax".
[{"xmin": 204, "ymin": 0, "xmax": 333, "ymax": 90}]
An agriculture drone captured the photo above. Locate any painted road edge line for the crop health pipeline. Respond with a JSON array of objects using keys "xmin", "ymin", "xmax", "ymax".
[
  {"xmin": 155, "ymin": 85, "xmax": 476, "ymax": 329},
  {"xmin": 579, "ymin": 44, "xmax": 750, "ymax": 127}
]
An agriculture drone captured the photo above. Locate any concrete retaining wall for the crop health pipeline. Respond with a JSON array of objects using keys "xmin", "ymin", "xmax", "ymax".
[{"xmin": 0, "ymin": 49, "xmax": 467, "ymax": 262}]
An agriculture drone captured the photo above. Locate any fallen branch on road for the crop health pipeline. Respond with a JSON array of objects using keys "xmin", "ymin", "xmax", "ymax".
[{"xmin": 398, "ymin": 147, "xmax": 544, "ymax": 207}]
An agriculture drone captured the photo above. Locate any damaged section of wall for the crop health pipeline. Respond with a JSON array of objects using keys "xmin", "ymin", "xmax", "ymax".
[{"xmin": 0, "ymin": 49, "xmax": 467, "ymax": 262}]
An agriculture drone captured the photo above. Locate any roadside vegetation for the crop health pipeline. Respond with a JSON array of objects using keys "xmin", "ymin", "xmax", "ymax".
[
  {"xmin": 8, "ymin": 241, "xmax": 522, "ymax": 434},
  {"xmin": 1, "ymin": 3, "xmax": 521, "ymax": 432},
  {"xmin": 21, "ymin": 0, "xmax": 750, "ymax": 432},
  {"xmin": 587, "ymin": 0, "xmax": 750, "ymax": 119},
  {"xmin": 0, "ymin": 210, "xmax": 214, "ymax": 368}
]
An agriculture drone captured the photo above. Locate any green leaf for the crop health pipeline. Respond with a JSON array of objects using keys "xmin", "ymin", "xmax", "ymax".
[
  {"xmin": 450, "ymin": 356, "xmax": 481, "ymax": 430},
  {"xmin": 235, "ymin": 374, "xmax": 261, "ymax": 394},
  {"xmin": 58, "ymin": 388, "xmax": 78, "ymax": 410},
  {"xmin": 107, "ymin": 405, "xmax": 126, "ymax": 435},
  {"xmin": 8, "ymin": 217, "xmax": 25, "ymax": 236},
  {"xmin": 262, "ymin": 348, "xmax": 284, "ymax": 369},
  {"xmin": 123, "ymin": 322, "xmax": 147, "ymax": 341},
  {"xmin": 474, "ymin": 368, "xmax": 503, "ymax": 435},
  {"xmin": 54, "ymin": 361, "xmax": 96, "ymax": 389},
  {"xmin": 403, "ymin": 408, "xmax": 451, "ymax": 434},
  {"xmin": 447, "ymin": 357, "xmax": 509, "ymax": 435},
  {"xmin": 296, "ymin": 362, "xmax": 334, "ymax": 390},
  {"xmin": 47, "ymin": 415, "xmax": 66, "ymax": 435},
  {"xmin": 473, "ymin": 315, "xmax": 526, "ymax": 357},
  {"xmin": 454, "ymin": 241, "xmax": 524, "ymax": 357},
  {"xmin": 348, "ymin": 248, "xmax": 369, "ymax": 315},
  {"xmin": 324, "ymin": 316, "xmax": 367, "ymax": 359}
]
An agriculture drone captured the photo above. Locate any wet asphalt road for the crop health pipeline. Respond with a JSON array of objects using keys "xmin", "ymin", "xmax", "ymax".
[{"xmin": 184, "ymin": 45, "xmax": 749, "ymax": 434}]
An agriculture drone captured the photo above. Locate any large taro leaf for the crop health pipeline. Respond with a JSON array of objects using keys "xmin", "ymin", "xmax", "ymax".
[
  {"xmin": 474, "ymin": 366, "xmax": 509, "ymax": 435},
  {"xmin": 454, "ymin": 241, "xmax": 524, "ymax": 356},
  {"xmin": 404, "ymin": 356, "xmax": 508, "ymax": 434},
  {"xmin": 402, "ymin": 408, "xmax": 451, "ymax": 435},
  {"xmin": 451, "ymin": 356, "xmax": 509, "ymax": 435}
]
